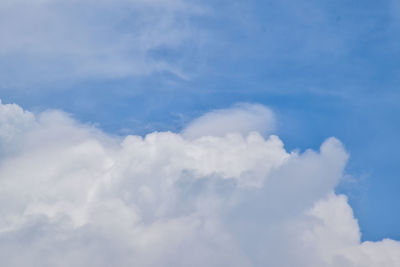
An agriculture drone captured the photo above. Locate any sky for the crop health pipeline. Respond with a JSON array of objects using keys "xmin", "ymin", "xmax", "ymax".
[{"xmin": 1, "ymin": 0, "xmax": 400, "ymax": 266}]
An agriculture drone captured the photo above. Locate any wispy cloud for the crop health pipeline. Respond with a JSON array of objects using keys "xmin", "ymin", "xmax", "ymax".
[{"xmin": 0, "ymin": 0, "xmax": 205, "ymax": 86}]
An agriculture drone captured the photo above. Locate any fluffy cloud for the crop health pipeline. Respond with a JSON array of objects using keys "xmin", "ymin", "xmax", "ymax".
[
  {"xmin": 0, "ymin": 0, "xmax": 204, "ymax": 86},
  {"xmin": 182, "ymin": 103, "xmax": 276, "ymax": 139},
  {"xmin": 0, "ymin": 100, "xmax": 399, "ymax": 267}
]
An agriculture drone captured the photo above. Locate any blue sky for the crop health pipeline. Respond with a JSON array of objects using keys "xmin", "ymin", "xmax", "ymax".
[{"xmin": 1, "ymin": 0, "xmax": 399, "ymax": 254}]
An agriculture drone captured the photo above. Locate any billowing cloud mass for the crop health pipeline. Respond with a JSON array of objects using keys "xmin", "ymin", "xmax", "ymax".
[
  {"xmin": 0, "ymin": 0, "xmax": 204, "ymax": 85},
  {"xmin": 0, "ymin": 100, "xmax": 399, "ymax": 267}
]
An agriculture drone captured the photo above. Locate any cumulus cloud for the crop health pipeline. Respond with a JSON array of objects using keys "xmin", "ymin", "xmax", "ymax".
[
  {"xmin": 0, "ymin": 0, "xmax": 204, "ymax": 86},
  {"xmin": 0, "ymin": 100, "xmax": 399, "ymax": 266},
  {"xmin": 182, "ymin": 103, "xmax": 276, "ymax": 139}
]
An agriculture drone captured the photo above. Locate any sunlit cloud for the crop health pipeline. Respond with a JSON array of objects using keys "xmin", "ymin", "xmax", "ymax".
[{"xmin": 0, "ymin": 100, "xmax": 399, "ymax": 266}]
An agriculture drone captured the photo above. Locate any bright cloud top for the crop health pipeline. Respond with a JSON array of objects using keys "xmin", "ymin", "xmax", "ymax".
[
  {"xmin": 182, "ymin": 103, "xmax": 276, "ymax": 139},
  {"xmin": 0, "ymin": 100, "xmax": 399, "ymax": 267},
  {"xmin": 0, "ymin": 0, "xmax": 203, "ymax": 86}
]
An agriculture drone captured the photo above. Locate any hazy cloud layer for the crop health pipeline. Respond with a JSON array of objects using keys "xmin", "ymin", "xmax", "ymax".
[
  {"xmin": 0, "ymin": 100, "xmax": 399, "ymax": 266},
  {"xmin": 0, "ymin": 0, "xmax": 204, "ymax": 86}
]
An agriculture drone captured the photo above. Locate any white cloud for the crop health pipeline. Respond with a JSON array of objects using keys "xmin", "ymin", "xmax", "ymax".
[
  {"xmin": 0, "ymin": 100, "xmax": 399, "ymax": 266},
  {"xmin": 182, "ymin": 103, "xmax": 276, "ymax": 139},
  {"xmin": 0, "ymin": 0, "xmax": 204, "ymax": 86}
]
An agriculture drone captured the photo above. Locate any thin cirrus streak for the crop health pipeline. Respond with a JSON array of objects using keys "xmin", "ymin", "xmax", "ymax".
[
  {"xmin": 0, "ymin": 0, "xmax": 205, "ymax": 86},
  {"xmin": 0, "ymin": 100, "xmax": 399, "ymax": 267}
]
